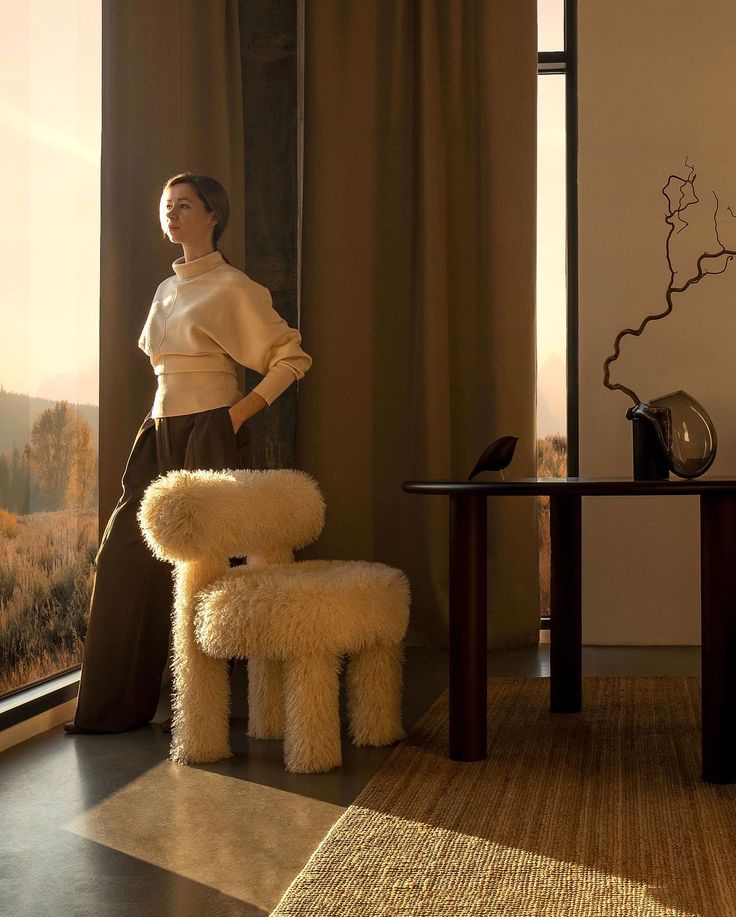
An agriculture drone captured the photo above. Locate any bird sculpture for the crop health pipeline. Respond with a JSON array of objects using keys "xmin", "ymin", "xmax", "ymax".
[{"xmin": 468, "ymin": 436, "xmax": 519, "ymax": 481}]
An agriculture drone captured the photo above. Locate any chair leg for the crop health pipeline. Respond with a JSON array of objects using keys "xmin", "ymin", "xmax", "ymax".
[
  {"xmin": 170, "ymin": 575, "xmax": 232, "ymax": 764},
  {"xmin": 347, "ymin": 643, "xmax": 406, "ymax": 747},
  {"xmin": 247, "ymin": 657, "xmax": 284, "ymax": 739},
  {"xmin": 282, "ymin": 653, "xmax": 342, "ymax": 773},
  {"xmin": 171, "ymin": 646, "xmax": 232, "ymax": 765}
]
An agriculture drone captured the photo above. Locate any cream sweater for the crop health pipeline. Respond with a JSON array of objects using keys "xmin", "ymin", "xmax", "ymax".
[{"xmin": 138, "ymin": 250, "xmax": 312, "ymax": 417}]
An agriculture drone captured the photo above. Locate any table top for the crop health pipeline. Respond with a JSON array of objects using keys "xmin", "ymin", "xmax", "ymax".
[{"xmin": 402, "ymin": 476, "xmax": 736, "ymax": 496}]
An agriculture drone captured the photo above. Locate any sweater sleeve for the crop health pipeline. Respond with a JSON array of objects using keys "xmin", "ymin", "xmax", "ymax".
[
  {"xmin": 138, "ymin": 305, "xmax": 152, "ymax": 355},
  {"xmin": 208, "ymin": 279, "xmax": 312, "ymax": 407}
]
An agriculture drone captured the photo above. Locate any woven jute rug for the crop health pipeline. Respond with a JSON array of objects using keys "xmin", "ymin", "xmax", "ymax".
[{"xmin": 271, "ymin": 676, "xmax": 736, "ymax": 917}]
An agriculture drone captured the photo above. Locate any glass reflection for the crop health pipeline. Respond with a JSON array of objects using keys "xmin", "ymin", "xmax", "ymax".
[{"xmin": 628, "ymin": 390, "xmax": 717, "ymax": 479}]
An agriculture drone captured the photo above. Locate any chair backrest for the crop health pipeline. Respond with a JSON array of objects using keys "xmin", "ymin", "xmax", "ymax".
[{"xmin": 138, "ymin": 468, "xmax": 325, "ymax": 565}]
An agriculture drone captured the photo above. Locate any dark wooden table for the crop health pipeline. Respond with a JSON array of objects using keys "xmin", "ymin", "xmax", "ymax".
[{"xmin": 401, "ymin": 476, "xmax": 736, "ymax": 783}]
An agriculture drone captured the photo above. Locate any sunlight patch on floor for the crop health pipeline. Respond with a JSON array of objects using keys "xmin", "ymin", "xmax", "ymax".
[
  {"xmin": 281, "ymin": 806, "xmax": 697, "ymax": 917},
  {"xmin": 63, "ymin": 761, "xmax": 345, "ymax": 912}
]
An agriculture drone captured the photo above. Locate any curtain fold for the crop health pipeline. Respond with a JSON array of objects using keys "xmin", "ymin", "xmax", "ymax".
[
  {"xmin": 296, "ymin": 0, "xmax": 539, "ymax": 647},
  {"xmin": 99, "ymin": 0, "xmax": 245, "ymax": 527}
]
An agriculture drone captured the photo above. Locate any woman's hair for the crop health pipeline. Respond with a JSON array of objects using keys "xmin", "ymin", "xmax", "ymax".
[{"xmin": 160, "ymin": 171, "xmax": 231, "ymax": 264}]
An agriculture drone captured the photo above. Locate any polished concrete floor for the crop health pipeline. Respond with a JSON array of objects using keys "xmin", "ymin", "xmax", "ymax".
[{"xmin": 0, "ymin": 645, "xmax": 700, "ymax": 917}]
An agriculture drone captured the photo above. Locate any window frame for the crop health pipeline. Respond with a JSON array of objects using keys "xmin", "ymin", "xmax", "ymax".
[
  {"xmin": 537, "ymin": 2, "xmax": 578, "ymax": 630},
  {"xmin": 537, "ymin": 2, "xmax": 578, "ymax": 475},
  {"xmin": 0, "ymin": 5, "xmax": 101, "ymax": 733}
]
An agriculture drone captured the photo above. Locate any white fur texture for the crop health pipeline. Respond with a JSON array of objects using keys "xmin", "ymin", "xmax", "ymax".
[
  {"xmin": 137, "ymin": 469, "xmax": 411, "ymax": 774},
  {"xmin": 346, "ymin": 643, "xmax": 406, "ymax": 747},
  {"xmin": 168, "ymin": 558, "xmax": 233, "ymax": 765},
  {"xmin": 137, "ymin": 468, "xmax": 325, "ymax": 565},
  {"xmin": 195, "ymin": 560, "xmax": 410, "ymax": 660},
  {"xmin": 194, "ymin": 559, "xmax": 410, "ymax": 771},
  {"xmin": 246, "ymin": 657, "xmax": 284, "ymax": 739}
]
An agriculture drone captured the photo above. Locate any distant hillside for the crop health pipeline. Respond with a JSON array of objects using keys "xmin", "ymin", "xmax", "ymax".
[{"xmin": 0, "ymin": 388, "xmax": 99, "ymax": 454}]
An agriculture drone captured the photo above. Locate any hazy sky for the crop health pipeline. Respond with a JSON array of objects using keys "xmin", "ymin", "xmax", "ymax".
[
  {"xmin": 1, "ymin": 0, "xmax": 101, "ymax": 406},
  {"xmin": 537, "ymin": 0, "xmax": 567, "ymax": 436},
  {"xmin": 537, "ymin": 73, "xmax": 566, "ymax": 435},
  {"xmin": 1, "ymin": 0, "xmax": 566, "ymax": 433}
]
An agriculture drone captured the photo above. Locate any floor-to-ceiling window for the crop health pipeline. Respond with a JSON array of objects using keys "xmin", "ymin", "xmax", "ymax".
[
  {"xmin": 0, "ymin": 1, "xmax": 101, "ymax": 697},
  {"xmin": 537, "ymin": 0, "xmax": 569, "ymax": 618}
]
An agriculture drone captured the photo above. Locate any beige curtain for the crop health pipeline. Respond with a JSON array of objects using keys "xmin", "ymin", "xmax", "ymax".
[
  {"xmin": 296, "ymin": 0, "xmax": 539, "ymax": 647},
  {"xmin": 99, "ymin": 0, "xmax": 245, "ymax": 525}
]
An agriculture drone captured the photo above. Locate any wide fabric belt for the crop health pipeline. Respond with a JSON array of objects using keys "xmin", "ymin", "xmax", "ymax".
[{"xmin": 152, "ymin": 353, "xmax": 238, "ymax": 376}]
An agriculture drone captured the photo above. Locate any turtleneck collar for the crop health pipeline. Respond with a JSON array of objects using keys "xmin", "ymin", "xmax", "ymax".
[{"xmin": 172, "ymin": 249, "xmax": 225, "ymax": 281}]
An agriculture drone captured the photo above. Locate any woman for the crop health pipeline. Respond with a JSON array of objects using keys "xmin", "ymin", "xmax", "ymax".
[{"xmin": 65, "ymin": 172, "xmax": 311, "ymax": 734}]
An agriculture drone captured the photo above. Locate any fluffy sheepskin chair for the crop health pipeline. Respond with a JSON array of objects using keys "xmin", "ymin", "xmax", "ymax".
[{"xmin": 137, "ymin": 468, "xmax": 411, "ymax": 773}]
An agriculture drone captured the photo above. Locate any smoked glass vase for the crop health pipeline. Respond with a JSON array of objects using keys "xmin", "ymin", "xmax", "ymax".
[{"xmin": 626, "ymin": 390, "xmax": 717, "ymax": 480}]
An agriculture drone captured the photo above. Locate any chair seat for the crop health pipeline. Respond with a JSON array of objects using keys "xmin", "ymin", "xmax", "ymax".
[{"xmin": 194, "ymin": 559, "xmax": 410, "ymax": 660}]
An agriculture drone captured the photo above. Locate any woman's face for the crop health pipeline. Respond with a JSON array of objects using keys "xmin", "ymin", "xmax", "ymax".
[{"xmin": 160, "ymin": 182, "xmax": 217, "ymax": 247}]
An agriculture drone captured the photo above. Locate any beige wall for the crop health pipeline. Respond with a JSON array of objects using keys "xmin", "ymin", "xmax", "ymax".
[{"xmin": 579, "ymin": 0, "xmax": 736, "ymax": 644}]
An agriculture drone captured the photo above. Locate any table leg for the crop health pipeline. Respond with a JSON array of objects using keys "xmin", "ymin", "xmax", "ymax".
[
  {"xmin": 449, "ymin": 493, "xmax": 487, "ymax": 761},
  {"xmin": 550, "ymin": 494, "xmax": 582, "ymax": 712},
  {"xmin": 700, "ymin": 493, "xmax": 736, "ymax": 783}
]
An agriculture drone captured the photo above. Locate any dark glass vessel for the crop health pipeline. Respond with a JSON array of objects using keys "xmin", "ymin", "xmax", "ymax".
[{"xmin": 626, "ymin": 390, "xmax": 717, "ymax": 480}]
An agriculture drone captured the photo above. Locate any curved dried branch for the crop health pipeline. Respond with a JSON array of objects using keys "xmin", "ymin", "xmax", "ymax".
[
  {"xmin": 703, "ymin": 255, "xmax": 733, "ymax": 277},
  {"xmin": 671, "ymin": 246, "xmax": 736, "ymax": 296},
  {"xmin": 603, "ymin": 162, "xmax": 736, "ymax": 405},
  {"xmin": 713, "ymin": 192, "xmax": 725, "ymax": 249}
]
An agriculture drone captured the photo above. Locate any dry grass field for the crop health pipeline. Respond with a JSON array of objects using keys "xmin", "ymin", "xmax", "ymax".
[
  {"xmin": 537, "ymin": 434, "xmax": 568, "ymax": 617},
  {"xmin": 0, "ymin": 508, "xmax": 96, "ymax": 696}
]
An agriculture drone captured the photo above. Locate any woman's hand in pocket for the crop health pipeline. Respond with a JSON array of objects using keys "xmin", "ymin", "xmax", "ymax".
[{"xmin": 228, "ymin": 392, "xmax": 268, "ymax": 434}]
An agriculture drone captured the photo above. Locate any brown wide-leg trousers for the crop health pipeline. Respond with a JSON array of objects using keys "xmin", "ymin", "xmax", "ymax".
[{"xmin": 73, "ymin": 405, "xmax": 251, "ymax": 732}]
